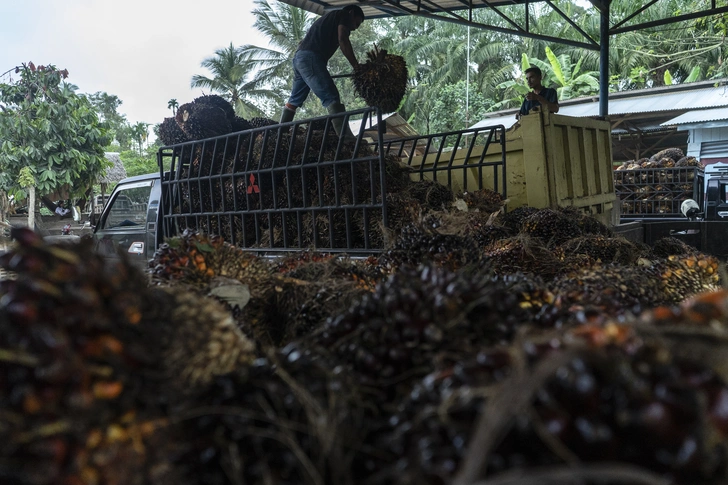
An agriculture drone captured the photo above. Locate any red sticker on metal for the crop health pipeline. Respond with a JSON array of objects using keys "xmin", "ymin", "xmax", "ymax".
[{"xmin": 247, "ymin": 173, "xmax": 260, "ymax": 194}]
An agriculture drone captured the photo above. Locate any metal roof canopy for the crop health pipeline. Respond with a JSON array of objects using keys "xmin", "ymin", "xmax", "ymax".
[{"xmin": 277, "ymin": 0, "xmax": 728, "ymax": 117}]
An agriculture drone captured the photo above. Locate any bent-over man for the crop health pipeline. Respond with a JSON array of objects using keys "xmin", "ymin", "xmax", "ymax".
[{"xmin": 278, "ymin": 5, "xmax": 365, "ymax": 137}]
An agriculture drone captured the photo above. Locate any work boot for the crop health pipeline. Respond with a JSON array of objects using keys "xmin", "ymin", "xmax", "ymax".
[
  {"xmin": 327, "ymin": 102, "xmax": 356, "ymax": 140},
  {"xmin": 279, "ymin": 106, "xmax": 296, "ymax": 124}
]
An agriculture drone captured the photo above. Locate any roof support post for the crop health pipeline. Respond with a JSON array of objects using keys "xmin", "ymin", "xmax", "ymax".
[{"xmin": 599, "ymin": 0, "xmax": 610, "ymax": 118}]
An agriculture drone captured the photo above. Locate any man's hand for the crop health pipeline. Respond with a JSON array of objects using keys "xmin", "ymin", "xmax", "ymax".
[{"xmin": 525, "ymin": 91, "xmax": 543, "ymax": 103}]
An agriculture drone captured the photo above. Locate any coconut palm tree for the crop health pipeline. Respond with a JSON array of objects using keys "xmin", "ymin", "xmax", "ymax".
[
  {"xmin": 231, "ymin": 0, "xmax": 314, "ymax": 117},
  {"xmin": 167, "ymin": 98, "xmax": 178, "ymax": 116},
  {"xmin": 190, "ymin": 43, "xmax": 275, "ymax": 118}
]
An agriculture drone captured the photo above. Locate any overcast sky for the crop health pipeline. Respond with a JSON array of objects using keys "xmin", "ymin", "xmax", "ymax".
[{"xmin": 1, "ymin": 0, "xmax": 273, "ymax": 128}]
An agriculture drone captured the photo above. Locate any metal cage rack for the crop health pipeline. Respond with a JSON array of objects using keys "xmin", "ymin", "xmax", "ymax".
[
  {"xmin": 158, "ymin": 107, "xmax": 506, "ymax": 254},
  {"xmin": 614, "ymin": 166, "xmax": 703, "ymax": 218}
]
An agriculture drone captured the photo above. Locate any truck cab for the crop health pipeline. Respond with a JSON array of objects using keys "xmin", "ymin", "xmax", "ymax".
[
  {"xmin": 92, "ymin": 173, "xmax": 162, "ymax": 269},
  {"xmin": 703, "ymin": 162, "xmax": 728, "ymax": 221}
]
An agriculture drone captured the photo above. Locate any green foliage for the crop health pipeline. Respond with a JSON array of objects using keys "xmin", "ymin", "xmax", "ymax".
[
  {"xmin": 119, "ymin": 149, "xmax": 158, "ymax": 178},
  {"xmin": 191, "ymin": 42, "xmax": 275, "ymax": 119},
  {"xmin": 429, "ymin": 81, "xmax": 491, "ymax": 133},
  {"xmin": 203, "ymin": 0, "xmax": 728, "ymax": 131},
  {"xmin": 86, "ymin": 91, "xmax": 132, "ymax": 150},
  {"xmin": 0, "ymin": 63, "xmax": 111, "ymax": 198},
  {"xmin": 17, "ymin": 167, "xmax": 35, "ymax": 188}
]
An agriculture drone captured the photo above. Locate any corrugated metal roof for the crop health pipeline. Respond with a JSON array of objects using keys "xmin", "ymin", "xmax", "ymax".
[
  {"xmin": 608, "ymin": 85, "xmax": 728, "ymax": 115},
  {"xmin": 471, "ymin": 83, "xmax": 728, "ymax": 130},
  {"xmin": 661, "ymin": 107, "xmax": 728, "ymax": 126}
]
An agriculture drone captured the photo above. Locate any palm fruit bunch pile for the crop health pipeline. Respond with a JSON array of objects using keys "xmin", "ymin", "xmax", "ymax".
[
  {"xmin": 148, "ymin": 230, "xmax": 376, "ymax": 347},
  {"xmin": 175, "ymin": 95, "xmax": 234, "ymax": 141},
  {"xmin": 160, "ymin": 94, "xmax": 278, "ymax": 145},
  {"xmin": 0, "ymin": 229, "xmax": 157, "ymax": 484},
  {"xmin": 353, "ymin": 45, "xmax": 408, "ymax": 113},
  {"xmin": 614, "ymin": 147, "xmax": 703, "ymax": 216},
  {"xmin": 345, "ymin": 304, "xmax": 728, "ymax": 485},
  {"xmin": 5, "ymin": 203, "xmax": 728, "ymax": 485},
  {"xmin": 0, "ymin": 228, "xmax": 262, "ymax": 484},
  {"xmin": 162, "ymin": 342, "xmax": 371, "ymax": 485},
  {"xmin": 314, "ymin": 264, "xmax": 556, "ymax": 388}
]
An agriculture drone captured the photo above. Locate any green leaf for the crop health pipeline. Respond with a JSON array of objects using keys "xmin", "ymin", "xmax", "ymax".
[
  {"xmin": 521, "ymin": 53, "xmax": 531, "ymax": 74},
  {"xmin": 685, "ymin": 66, "xmax": 701, "ymax": 83},
  {"xmin": 545, "ymin": 47, "xmax": 566, "ymax": 87},
  {"xmin": 195, "ymin": 242, "xmax": 215, "ymax": 253}
]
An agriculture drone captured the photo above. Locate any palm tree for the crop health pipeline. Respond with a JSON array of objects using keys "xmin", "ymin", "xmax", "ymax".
[
  {"xmin": 190, "ymin": 43, "xmax": 275, "ymax": 118},
  {"xmin": 130, "ymin": 122, "xmax": 149, "ymax": 156},
  {"xmin": 239, "ymin": 0, "xmax": 315, "ymax": 116},
  {"xmin": 167, "ymin": 98, "xmax": 178, "ymax": 116}
]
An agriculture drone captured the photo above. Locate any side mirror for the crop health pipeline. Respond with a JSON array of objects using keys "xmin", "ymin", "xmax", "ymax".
[{"xmin": 680, "ymin": 199, "xmax": 703, "ymax": 220}]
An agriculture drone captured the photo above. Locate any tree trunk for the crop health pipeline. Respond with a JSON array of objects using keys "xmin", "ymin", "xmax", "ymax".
[
  {"xmin": 0, "ymin": 190, "xmax": 7, "ymax": 223},
  {"xmin": 28, "ymin": 186, "xmax": 36, "ymax": 232}
]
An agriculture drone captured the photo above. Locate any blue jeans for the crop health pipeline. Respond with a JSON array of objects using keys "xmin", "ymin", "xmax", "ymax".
[{"xmin": 288, "ymin": 50, "xmax": 340, "ymax": 109}]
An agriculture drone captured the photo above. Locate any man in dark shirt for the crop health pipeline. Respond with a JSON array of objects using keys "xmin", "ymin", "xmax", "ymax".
[
  {"xmin": 279, "ymin": 5, "xmax": 365, "ymax": 137},
  {"xmin": 517, "ymin": 66, "xmax": 559, "ymax": 119}
]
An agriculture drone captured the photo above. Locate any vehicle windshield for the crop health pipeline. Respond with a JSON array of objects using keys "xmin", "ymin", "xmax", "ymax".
[{"xmin": 102, "ymin": 181, "xmax": 153, "ymax": 229}]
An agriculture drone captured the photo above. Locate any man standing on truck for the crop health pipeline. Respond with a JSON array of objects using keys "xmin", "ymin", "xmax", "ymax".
[
  {"xmin": 516, "ymin": 66, "xmax": 560, "ymax": 120},
  {"xmin": 278, "ymin": 5, "xmax": 365, "ymax": 138}
]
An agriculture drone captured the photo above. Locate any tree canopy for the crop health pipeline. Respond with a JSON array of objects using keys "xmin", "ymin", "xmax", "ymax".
[
  {"xmin": 195, "ymin": 0, "xmax": 727, "ymax": 135},
  {"xmin": 0, "ymin": 63, "xmax": 111, "ymax": 199}
]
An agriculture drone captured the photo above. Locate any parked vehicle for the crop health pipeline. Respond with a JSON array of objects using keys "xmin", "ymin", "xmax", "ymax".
[
  {"xmin": 92, "ymin": 108, "xmax": 728, "ymax": 271},
  {"xmin": 92, "ymin": 107, "xmax": 507, "ymax": 268},
  {"xmin": 615, "ymin": 162, "xmax": 728, "ymax": 258}
]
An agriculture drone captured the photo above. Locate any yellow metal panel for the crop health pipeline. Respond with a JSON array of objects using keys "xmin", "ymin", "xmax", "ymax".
[{"xmin": 403, "ymin": 111, "xmax": 617, "ymax": 225}]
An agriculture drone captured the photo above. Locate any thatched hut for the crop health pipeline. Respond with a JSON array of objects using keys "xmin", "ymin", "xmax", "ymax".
[
  {"xmin": 99, "ymin": 152, "xmax": 128, "ymax": 195},
  {"xmin": 86, "ymin": 152, "xmax": 128, "ymax": 218}
]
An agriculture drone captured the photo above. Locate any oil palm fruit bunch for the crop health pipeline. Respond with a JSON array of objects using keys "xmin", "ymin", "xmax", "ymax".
[
  {"xmin": 231, "ymin": 115, "xmax": 253, "ymax": 132},
  {"xmin": 0, "ymin": 228, "xmax": 166, "ymax": 484},
  {"xmin": 552, "ymin": 253, "xmax": 720, "ymax": 317},
  {"xmin": 359, "ymin": 347, "xmax": 515, "ymax": 483},
  {"xmin": 270, "ymin": 257, "xmax": 378, "ymax": 344},
  {"xmin": 175, "ymin": 101, "xmax": 232, "ymax": 140},
  {"xmin": 460, "ymin": 188, "xmax": 506, "ymax": 213},
  {"xmin": 676, "ymin": 156, "xmax": 701, "ymax": 167},
  {"xmin": 651, "ymin": 235, "xmax": 699, "ymax": 257},
  {"xmin": 553, "ymin": 234, "xmax": 641, "ymax": 265},
  {"xmin": 519, "ymin": 208, "xmax": 583, "ymax": 247},
  {"xmin": 404, "ymin": 178, "xmax": 455, "ymax": 211},
  {"xmin": 165, "ymin": 342, "xmax": 368, "ymax": 485},
  {"xmin": 650, "ymin": 147, "xmax": 685, "ymax": 163},
  {"xmin": 483, "ymin": 235, "xmax": 583, "ymax": 279},
  {"xmin": 149, "ymin": 286, "xmax": 257, "ymax": 388},
  {"xmin": 150, "ymin": 229, "xmax": 274, "ymax": 292},
  {"xmin": 554, "ymin": 206, "xmax": 613, "ymax": 236},
  {"xmin": 353, "ymin": 45, "xmax": 408, "ymax": 113},
  {"xmin": 378, "ymin": 215, "xmax": 484, "ymax": 272},
  {"xmin": 315, "ymin": 264, "xmax": 552, "ymax": 388},
  {"xmin": 159, "ymin": 116, "xmax": 189, "ymax": 146},
  {"xmin": 193, "ymin": 94, "xmax": 236, "ymax": 124},
  {"xmin": 523, "ymin": 326, "xmax": 728, "ymax": 485},
  {"xmin": 248, "ymin": 117, "xmax": 278, "ymax": 129},
  {"xmin": 465, "ymin": 216, "xmax": 514, "ymax": 247},
  {"xmin": 496, "ymin": 205, "xmax": 539, "ymax": 232},
  {"xmin": 646, "ymin": 289, "xmax": 728, "ymax": 328},
  {"xmin": 653, "ymin": 253, "xmax": 721, "ymax": 303}
]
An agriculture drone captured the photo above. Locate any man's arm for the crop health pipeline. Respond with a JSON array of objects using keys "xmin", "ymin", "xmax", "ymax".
[
  {"xmin": 525, "ymin": 89, "xmax": 559, "ymax": 113},
  {"xmin": 542, "ymin": 89, "xmax": 559, "ymax": 113},
  {"xmin": 338, "ymin": 24, "xmax": 359, "ymax": 70}
]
